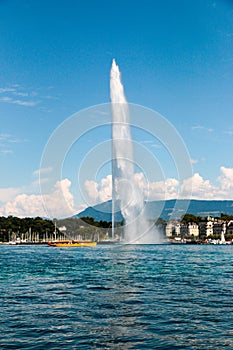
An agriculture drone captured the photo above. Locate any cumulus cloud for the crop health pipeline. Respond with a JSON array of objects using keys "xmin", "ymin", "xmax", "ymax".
[
  {"xmin": 132, "ymin": 174, "xmax": 177, "ymax": 200},
  {"xmin": 218, "ymin": 167, "xmax": 233, "ymax": 194},
  {"xmin": 0, "ymin": 188, "xmax": 21, "ymax": 203},
  {"xmin": 83, "ymin": 167, "xmax": 233, "ymax": 205},
  {"xmin": 0, "ymin": 179, "xmax": 77, "ymax": 218},
  {"xmin": 1, "ymin": 193, "xmax": 46, "ymax": 218},
  {"xmin": 84, "ymin": 173, "xmax": 180, "ymax": 205},
  {"xmin": 180, "ymin": 167, "xmax": 233, "ymax": 200},
  {"xmin": 43, "ymin": 178, "xmax": 75, "ymax": 218},
  {"xmin": 1, "ymin": 167, "xmax": 233, "ymax": 218},
  {"xmin": 180, "ymin": 173, "xmax": 216, "ymax": 199},
  {"xmin": 84, "ymin": 175, "xmax": 112, "ymax": 205}
]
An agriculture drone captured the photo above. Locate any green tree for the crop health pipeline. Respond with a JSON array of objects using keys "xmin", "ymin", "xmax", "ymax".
[{"xmin": 181, "ymin": 214, "xmax": 200, "ymax": 224}]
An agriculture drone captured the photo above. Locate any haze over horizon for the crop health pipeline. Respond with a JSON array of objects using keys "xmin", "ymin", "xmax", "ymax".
[{"xmin": 0, "ymin": 0, "xmax": 232, "ymax": 218}]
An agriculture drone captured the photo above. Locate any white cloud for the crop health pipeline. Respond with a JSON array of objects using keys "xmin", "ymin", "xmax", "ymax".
[
  {"xmin": 84, "ymin": 173, "xmax": 179, "ymax": 204},
  {"xmin": 0, "ymin": 96, "xmax": 39, "ymax": 107},
  {"xmin": 0, "ymin": 133, "xmax": 28, "ymax": 155},
  {"xmin": 83, "ymin": 167, "xmax": 233, "ymax": 205},
  {"xmin": 192, "ymin": 125, "xmax": 214, "ymax": 132},
  {"xmin": 42, "ymin": 178, "xmax": 76, "ymax": 218},
  {"xmin": 218, "ymin": 167, "xmax": 233, "ymax": 193},
  {"xmin": 0, "ymin": 149, "xmax": 13, "ymax": 155},
  {"xmin": 140, "ymin": 140, "xmax": 161, "ymax": 149},
  {"xmin": 13, "ymin": 99, "xmax": 39, "ymax": 107},
  {"xmin": 84, "ymin": 180, "xmax": 98, "ymax": 203},
  {"xmin": 0, "ymin": 87, "xmax": 16, "ymax": 93},
  {"xmin": 32, "ymin": 167, "xmax": 53, "ymax": 187},
  {"xmin": 0, "ymin": 179, "xmax": 77, "ymax": 218},
  {"xmin": 33, "ymin": 167, "xmax": 53, "ymax": 176},
  {"xmin": 1, "ymin": 134, "xmax": 28, "ymax": 145},
  {"xmin": 84, "ymin": 175, "xmax": 112, "ymax": 205},
  {"xmin": 180, "ymin": 173, "xmax": 216, "ymax": 199},
  {"xmin": 0, "ymin": 133, "xmax": 23, "ymax": 143},
  {"xmin": 0, "ymin": 84, "xmax": 59, "ymax": 113},
  {"xmin": 0, "ymin": 188, "xmax": 21, "ymax": 203},
  {"xmin": 0, "ymin": 84, "xmax": 55, "ymax": 108},
  {"xmin": 224, "ymin": 130, "xmax": 233, "ymax": 136},
  {"xmin": 12, "ymin": 91, "xmax": 30, "ymax": 97},
  {"xmin": 139, "ymin": 175, "xmax": 179, "ymax": 201},
  {"xmin": 180, "ymin": 167, "xmax": 233, "ymax": 200},
  {"xmin": 1, "ymin": 193, "xmax": 46, "ymax": 218},
  {"xmin": 1, "ymin": 167, "xmax": 233, "ymax": 219},
  {"xmin": 151, "ymin": 144, "xmax": 162, "ymax": 149}
]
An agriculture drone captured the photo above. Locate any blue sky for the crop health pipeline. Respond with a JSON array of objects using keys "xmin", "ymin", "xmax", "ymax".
[{"xmin": 0, "ymin": 0, "xmax": 232, "ymax": 217}]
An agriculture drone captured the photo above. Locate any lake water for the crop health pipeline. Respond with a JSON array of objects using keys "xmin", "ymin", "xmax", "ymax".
[{"xmin": 1, "ymin": 244, "xmax": 233, "ymax": 349}]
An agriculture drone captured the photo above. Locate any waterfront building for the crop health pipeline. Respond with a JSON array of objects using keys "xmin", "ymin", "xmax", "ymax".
[
  {"xmin": 180, "ymin": 223, "xmax": 199, "ymax": 237},
  {"xmin": 213, "ymin": 221, "xmax": 226, "ymax": 236},
  {"xmin": 226, "ymin": 220, "xmax": 233, "ymax": 235},
  {"xmin": 165, "ymin": 221, "xmax": 180, "ymax": 237},
  {"xmin": 198, "ymin": 216, "xmax": 229, "ymax": 238},
  {"xmin": 212, "ymin": 222, "xmax": 221, "ymax": 235},
  {"xmin": 199, "ymin": 216, "xmax": 214, "ymax": 237}
]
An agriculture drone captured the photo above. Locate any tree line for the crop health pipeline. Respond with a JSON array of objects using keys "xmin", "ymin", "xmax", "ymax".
[
  {"xmin": 0, "ymin": 216, "xmax": 115, "ymax": 242},
  {"xmin": 0, "ymin": 216, "xmax": 55, "ymax": 242},
  {"xmin": 181, "ymin": 213, "xmax": 233, "ymax": 224}
]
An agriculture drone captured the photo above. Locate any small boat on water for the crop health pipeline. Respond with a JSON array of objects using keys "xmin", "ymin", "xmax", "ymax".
[
  {"xmin": 7, "ymin": 241, "xmax": 17, "ymax": 245},
  {"xmin": 48, "ymin": 240, "xmax": 97, "ymax": 247}
]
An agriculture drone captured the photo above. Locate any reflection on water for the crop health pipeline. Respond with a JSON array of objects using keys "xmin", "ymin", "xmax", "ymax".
[{"xmin": 1, "ymin": 244, "xmax": 233, "ymax": 349}]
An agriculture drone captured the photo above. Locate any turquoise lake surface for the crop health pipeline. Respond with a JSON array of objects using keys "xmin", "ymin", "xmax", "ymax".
[{"xmin": 1, "ymin": 244, "xmax": 233, "ymax": 349}]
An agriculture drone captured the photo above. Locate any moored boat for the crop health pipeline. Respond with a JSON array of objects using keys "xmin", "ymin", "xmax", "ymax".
[{"xmin": 48, "ymin": 240, "xmax": 97, "ymax": 247}]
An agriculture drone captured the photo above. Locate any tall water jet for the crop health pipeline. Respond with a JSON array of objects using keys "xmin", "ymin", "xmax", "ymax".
[{"xmin": 110, "ymin": 59, "xmax": 159, "ymax": 243}]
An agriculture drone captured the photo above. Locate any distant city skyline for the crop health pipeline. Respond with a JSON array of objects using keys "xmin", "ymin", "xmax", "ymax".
[{"xmin": 0, "ymin": 0, "xmax": 232, "ymax": 218}]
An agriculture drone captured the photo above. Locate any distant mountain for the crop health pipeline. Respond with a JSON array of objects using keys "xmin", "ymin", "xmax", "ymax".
[
  {"xmin": 76, "ymin": 200, "xmax": 122, "ymax": 222},
  {"xmin": 76, "ymin": 199, "xmax": 233, "ymax": 222}
]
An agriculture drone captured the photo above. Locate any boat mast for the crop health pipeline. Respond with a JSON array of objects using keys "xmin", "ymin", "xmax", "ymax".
[
  {"xmin": 54, "ymin": 220, "xmax": 57, "ymax": 241},
  {"xmin": 112, "ymin": 159, "xmax": 115, "ymax": 240}
]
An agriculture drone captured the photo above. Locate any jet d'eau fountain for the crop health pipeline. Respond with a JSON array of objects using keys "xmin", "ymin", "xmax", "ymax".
[{"xmin": 110, "ymin": 59, "xmax": 161, "ymax": 244}]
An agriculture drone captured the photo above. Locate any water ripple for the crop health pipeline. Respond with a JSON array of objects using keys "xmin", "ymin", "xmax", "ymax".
[{"xmin": 1, "ymin": 245, "xmax": 233, "ymax": 349}]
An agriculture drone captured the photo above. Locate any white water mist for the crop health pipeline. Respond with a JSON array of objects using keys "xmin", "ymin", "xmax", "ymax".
[{"xmin": 110, "ymin": 59, "xmax": 161, "ymax": 243}]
